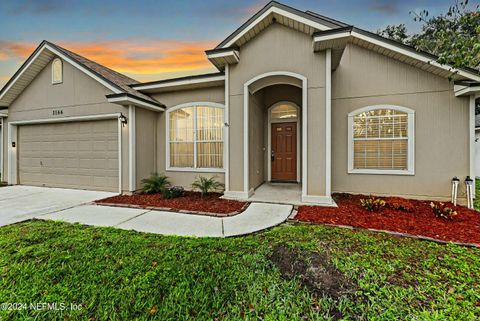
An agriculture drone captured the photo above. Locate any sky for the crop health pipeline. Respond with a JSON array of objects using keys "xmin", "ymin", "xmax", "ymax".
[{"xmin": 0, "ymin": 0, "xmax": 465, "ymax": 87}]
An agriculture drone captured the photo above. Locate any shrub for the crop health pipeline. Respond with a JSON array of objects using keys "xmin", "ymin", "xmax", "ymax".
[
  {"xmin": 141, "ymin": 173, "xmax": 170, "ymax": 194},
  {"xmin": 191, "ymin": 176, "xmax": 224, "ymax": 197},
  {"xmin": 388, "ymin": 198, "xmax": 414, "ymax": 212},
  {"xmin": 430, "ymin": 202, "xmax": 457, "ymax": 220},
  {"xmin": 162, "ymin": 186, "xmax": 185, "ymax": 199},
  {"xmin": 360, "ymin": 196, "xmax": 386, "ymax": 212}
]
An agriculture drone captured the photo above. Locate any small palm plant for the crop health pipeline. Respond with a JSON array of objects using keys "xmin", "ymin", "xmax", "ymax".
[
  {"xmin": 191, "ymin": 176, "xmax": 224, "ymax": 197},
  {"xmin": 141, "ymin": 173, "xmax": 170, "ymax": 194}
]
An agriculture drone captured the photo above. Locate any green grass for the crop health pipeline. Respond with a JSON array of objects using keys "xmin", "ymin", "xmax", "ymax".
[{"xmin": 0, "ymin": 220, "xmax": 479, "ymax": 321}]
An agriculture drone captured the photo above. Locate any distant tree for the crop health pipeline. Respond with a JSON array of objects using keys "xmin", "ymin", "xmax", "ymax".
[
  {"xmin": 377, "ymin": 0, "xmax": 480, "ymax": 72},
  {"xmin": 377, "ymin": 24, "xmax": 410, "ymax": 44}
]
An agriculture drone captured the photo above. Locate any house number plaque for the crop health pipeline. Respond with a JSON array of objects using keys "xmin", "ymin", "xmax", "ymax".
[{"xmin": 52, "ymin": 109, "xmax": 64, "ymax": 116}]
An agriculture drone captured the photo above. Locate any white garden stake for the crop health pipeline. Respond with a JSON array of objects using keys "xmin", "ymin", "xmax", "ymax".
[
  {"xmin": 465, "ymin": 176, "xmax": 474, "ymax": 209},
  {"xmin": 451, "ymin": 176, "xmax": 460, "ymax": 206}
]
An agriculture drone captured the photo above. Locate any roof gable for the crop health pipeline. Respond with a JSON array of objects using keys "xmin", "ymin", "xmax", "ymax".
[
  {"xmin": 0, "ymin": 41, "xmax": 163, "ymax": 109},
  {"xmin": 215, "ymin": 1, "xmax": 347, "ymax": 49}
]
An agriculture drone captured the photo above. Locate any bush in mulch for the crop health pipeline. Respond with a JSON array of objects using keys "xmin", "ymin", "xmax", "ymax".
[
  {"xmin": 295, "ymin": 193, "xmax": 480, "ymax": 245},
  {"xmin": 96, "ymin": 191, "xmax": 246, "ymax": 215}
]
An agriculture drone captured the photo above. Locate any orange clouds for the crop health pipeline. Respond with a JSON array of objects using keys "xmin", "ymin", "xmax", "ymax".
[
  {"xmin": 0, "ymin": 41, "xmax": 37, "ymax": 60},
  {"xmin": 0, "ymin": 39, "xmax": 218, "ymax": 83},
  {"xmin": 64, "ymin": 40, "xmax": 217, "ymax": 75}
]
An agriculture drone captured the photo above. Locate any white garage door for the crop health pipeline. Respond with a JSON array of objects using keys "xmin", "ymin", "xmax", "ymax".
[{"xmin": 18, "ymin": 119, "xmax": 119, "ymax": 192}]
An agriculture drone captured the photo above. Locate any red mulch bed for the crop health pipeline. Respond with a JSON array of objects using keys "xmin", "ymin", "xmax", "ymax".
[
  {"xmin": 296, "ymin": 193, "xmax": 480, "ymax": 245},
  {"xmin": 96, "ymin": 191, "xmax": 247, "ymax": 215}
]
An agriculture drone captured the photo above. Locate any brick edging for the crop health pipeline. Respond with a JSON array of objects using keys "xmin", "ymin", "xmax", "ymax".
[
  {"xmin": 94, "ymin": 201, "xmax": 250, "ymax": 218},
  {"xmin": 288, "ymin": 219, "xmax": 480, "ymax": 248}
]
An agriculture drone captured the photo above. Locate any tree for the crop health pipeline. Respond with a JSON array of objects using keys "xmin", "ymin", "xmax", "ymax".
[
  {"xmin": 377, "ymin": 24, "xmax": 410, "ymax": 44},
  {"xmin": 411, "ymin": 0, "xmax": 479, "ymax": 72},
  {"xmin": 377, "ymin": 0, "xmax": 480, "ymax": 72}
]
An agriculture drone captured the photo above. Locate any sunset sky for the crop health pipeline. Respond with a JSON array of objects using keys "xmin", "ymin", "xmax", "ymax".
[{"xmin": 0, "ymin": 0, "xmax": 460, "ymax": 87}]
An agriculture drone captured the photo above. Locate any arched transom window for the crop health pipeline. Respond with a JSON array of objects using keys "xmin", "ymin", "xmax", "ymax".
[
  {"xmin": 348, "ymin": 105, "xmax": 414, "ymax": 174},
  {"xmin": 167, "ymin": 103, "xmax": 224, "ymax": 170},
  {"xmin": 52, "ymin": 58, "xmax": 63, "ymax": 84},
  {"xmin": 271, "ymin": 103, "xmax": 298, "ymax": 120}
]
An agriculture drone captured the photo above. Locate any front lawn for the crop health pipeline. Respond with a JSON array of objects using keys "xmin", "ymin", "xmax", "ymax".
[{"xmin": 0, "ymin": 220, "xmax": 479, "ymax": 320}]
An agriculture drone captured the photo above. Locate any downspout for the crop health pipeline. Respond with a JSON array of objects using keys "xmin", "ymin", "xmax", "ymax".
[
  {"xmin": 128, "ymin": 105, "xmax": 136, "ymax": 192},
  {"xmin": 470, "ymin": 94, "xmax": 478, "ymax": 199},
  {"xmin": 224, "ymin": 64, "xmax": 230, "ymax": 192},
  {"xmin": 325, "ymin": 49, "xmax": 332, "ymax": 197}
]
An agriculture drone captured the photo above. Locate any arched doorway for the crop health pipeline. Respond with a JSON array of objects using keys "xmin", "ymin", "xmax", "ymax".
[{"xmin": 243, "ymin": 71, "xmax": 307, "ymax": 198}]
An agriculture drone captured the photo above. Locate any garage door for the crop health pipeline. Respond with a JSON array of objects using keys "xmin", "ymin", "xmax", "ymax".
[{"xmin": 18, "ymin": 119, "xmax": 119, "ymax": 192}]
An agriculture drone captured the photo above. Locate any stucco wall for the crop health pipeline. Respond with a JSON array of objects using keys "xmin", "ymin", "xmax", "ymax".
[
  {"xmin": 151, "ymin": 86, "xmax": 225, "ymax": 188},
  {"xmin": 331, "ymin": 44, "xmax": 470, "ymax": 200},
  {"xmin": 135, "ymin": 107, "xmax": 157, "ymax": 189},
  {"xmin": 2, "ymin": 58, "xmax": 130, "ymax": 191},
  {"xmin": 229, "ymin": 23, "xmax": 327, "ymax": 195}
]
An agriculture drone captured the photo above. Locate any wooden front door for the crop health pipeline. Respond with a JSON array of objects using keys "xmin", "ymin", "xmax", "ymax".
[{"xmin": 271, "ymin": 122, "xmax": 297, "ymax": 181}]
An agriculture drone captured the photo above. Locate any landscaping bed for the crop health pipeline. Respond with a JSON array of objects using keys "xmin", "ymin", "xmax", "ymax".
[
  {"xmin": 295, "ymin": 193, "xmax": 480, "ymax": 245},
  {"xmin": 96, "ymin": 191, "xmax": 247, "ymax": 215}
]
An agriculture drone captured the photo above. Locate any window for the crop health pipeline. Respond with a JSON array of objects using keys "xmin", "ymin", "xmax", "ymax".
[
  {"xmin": 167, "ymin": 103, "xmax": 224, "ymax": 170},
  {"xmin": 348, "ymin": 106, "xmax": 414, "ymax": 175},
  {"xmin": 271, "ymin": 103, "xmax": 297, "ymax": 120},
  {"xmin": 52, "ymin": 58, "xmax": 63, "ymax": 84}
]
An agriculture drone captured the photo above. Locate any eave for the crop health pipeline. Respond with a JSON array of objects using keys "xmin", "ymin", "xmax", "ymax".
[
  {"xmin": 205, "ymin": 48, "xmax": 240, "ymax": 71},
  {"xmin": 131, "ymin": 72, "xmax": 225, "ymax": 93},
  {"xmin": 106, "ymin": 93, "xmax": 165, "ymax": 112},
  {"xmin": 313, "ymin": 27, "xmax": 480, "ymax": 82}
]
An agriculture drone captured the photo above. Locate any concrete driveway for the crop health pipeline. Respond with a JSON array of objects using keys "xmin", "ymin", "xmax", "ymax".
[{"xmin": 0, "ymin": 186, "xmax": 116, "ymax": 227}]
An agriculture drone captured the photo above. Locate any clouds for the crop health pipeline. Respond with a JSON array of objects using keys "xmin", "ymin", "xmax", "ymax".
[
  {"xmin": 369, "ymin": 1, "xmax": 401, "ymax": 15},
  {"xmin": 0, "ymin": 39, "xmax": 218, "ymax": 85},
  {"xmin": 0, "ymin": 41, "xmax": 37, "ymax": 60},
  {"xmin": 64, "ymin": 40, "xmax": 217, "ymax": 75},
  {"xmin": 3, "ymin": 0, "xmax": 68, "ymax": 15}
]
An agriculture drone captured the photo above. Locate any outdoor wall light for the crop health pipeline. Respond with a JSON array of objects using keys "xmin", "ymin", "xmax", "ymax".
[
  {"xmin": 11, "ymin": 142, "xmax": 16, "ymax": 148},
  {"xmin": 120, "ymin": 114, "xmax": 128, "ymax": 127}
]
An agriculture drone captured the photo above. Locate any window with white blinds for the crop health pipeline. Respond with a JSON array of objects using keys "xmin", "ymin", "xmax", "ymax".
[
  {"xmin": 168, "ymin": 103, "xmax": 224, "ymax": 170},
  {"xmin": 348, "ymin": 106, "xmax": 414, "ymax": 174}
]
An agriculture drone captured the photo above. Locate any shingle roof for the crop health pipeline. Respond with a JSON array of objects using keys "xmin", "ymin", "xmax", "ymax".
[{"xmin": 46, "ymin": 41, "xmax": 162, "ymax": 107}]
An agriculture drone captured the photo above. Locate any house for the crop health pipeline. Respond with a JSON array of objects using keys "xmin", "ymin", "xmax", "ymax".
[{"xmin": 1, "ymin": 1, "xmax": 479, "ymax": 205}]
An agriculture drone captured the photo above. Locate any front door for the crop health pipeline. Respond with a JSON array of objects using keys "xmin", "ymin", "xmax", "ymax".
[{"xmin": 271, "ymin": 122, "xmax": 297, "ymax": 181}]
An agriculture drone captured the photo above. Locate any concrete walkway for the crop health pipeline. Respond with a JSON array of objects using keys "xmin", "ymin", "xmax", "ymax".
[
  {"xmin": 0, "ymin": 186, "xmax": 116, "ymax": 227},
  {"xmin": 38, "ymin": 202, "xmax": 293, "ymax": 237}
]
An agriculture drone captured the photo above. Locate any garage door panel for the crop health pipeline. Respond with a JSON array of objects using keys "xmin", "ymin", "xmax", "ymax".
[{"xmin": 18, "ymin": 119, "xmax": 119, "ymax": 192}]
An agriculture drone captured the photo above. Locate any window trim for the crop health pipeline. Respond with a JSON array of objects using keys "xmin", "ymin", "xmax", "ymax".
[
  {"xmin": 347, "ymin": 105, "xmax": 415, "ymax": 175},
  {"xmin": 51, "ymin": 58, "xmax": 63, "ymax": 84},
  {"xmin": 166, "ymin": 102, "xmax": 225, "ymax": 172}
]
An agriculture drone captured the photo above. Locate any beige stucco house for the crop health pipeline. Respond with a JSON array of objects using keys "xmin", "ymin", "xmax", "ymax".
[{"xmin": 1, "ymin": 1, "xmax": 479, "ymax": 205}]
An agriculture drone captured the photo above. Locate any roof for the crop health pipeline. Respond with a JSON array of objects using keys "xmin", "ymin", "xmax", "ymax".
[
  {"xmin": 215, "ymin": 1, "xmax": 347, "ymax": 49},
  {"xmin": 43, "ymin": 42, "xmax": 163, "ymax": 107},
  {"xmin": 207, "ymin": 1, "xmax": 480, "ymax": 82},
  {"xmin": 131, "ymin": 72, "xmax": 225, "ymax": 93},
  {"xmin": 0, "ymin": 41, "xmax": 163, "ymax": 108},
  {"xmin": 313, "ymin": 27, "xmax": 480, "ymax": 81}
]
